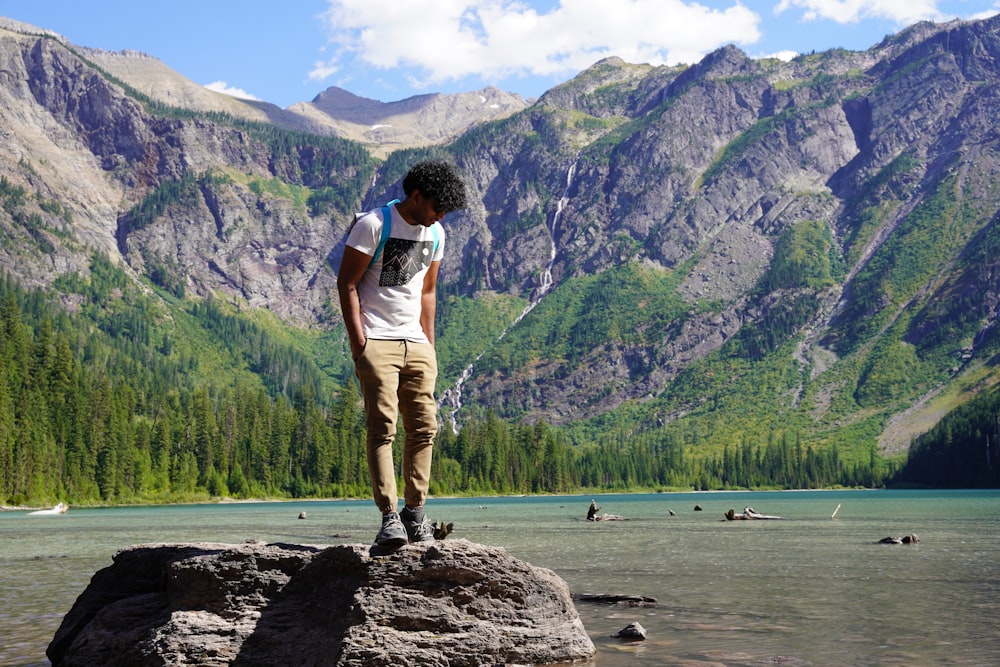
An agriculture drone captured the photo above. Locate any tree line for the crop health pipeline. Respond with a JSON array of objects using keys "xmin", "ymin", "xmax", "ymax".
[
  {"xmin": 898, "ymin": 384, "xmax": 1000, "ymax": 487},
  {"xmin": 0, "ymin": 263, "xmax": 984, "ymax": 508}
]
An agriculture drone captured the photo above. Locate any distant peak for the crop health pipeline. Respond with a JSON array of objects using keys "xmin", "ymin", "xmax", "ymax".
[
  {"xmin": 312, "ymin": 86, "xmax": 380, "ymax": 109},
  {"xmin": 0, "ymin": 17, "xmax": 64, "ymax": 40}
]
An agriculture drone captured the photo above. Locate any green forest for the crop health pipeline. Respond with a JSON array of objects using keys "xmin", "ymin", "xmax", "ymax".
[
  {"xmin": 899, "ymin": 385, "xmax": 1000, "ymax": 487},
  {"xmin": 0, "ymin": 247, "xmax": 995, "ymax": 507}
]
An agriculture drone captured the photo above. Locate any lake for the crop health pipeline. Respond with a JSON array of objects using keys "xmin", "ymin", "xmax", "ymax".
[{"xmin": 2, "ymin": 489, "xmax": 998, "ymax": 666}]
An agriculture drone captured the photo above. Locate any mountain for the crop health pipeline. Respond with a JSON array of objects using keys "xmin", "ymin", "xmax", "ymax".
[
  {"xmin": 290, "ymin": 86, "xmax": 529, "ymax": 156},
  {"xmin": 70, "ymin": 30, "xmax": 527, "ymax": 156},
  {"xmin": 436, "ymin": 18, "xmax": 1000, "ymax": 453},
  {"xmin": 1, "ymin": 13, "xmax": 999, "ymax": 489},
  {"xmin": 0, "ymin": 18, "xmax": 528, "ymax": 158}
]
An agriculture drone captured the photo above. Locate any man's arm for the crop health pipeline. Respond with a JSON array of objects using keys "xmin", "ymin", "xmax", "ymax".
[
  {"xmin": 337, "ymin": 245, "xmax": 372, "ymax": 360},
  {"xmin": 420, "ymin": 260, "xmax": 441, "ymax": 346}
]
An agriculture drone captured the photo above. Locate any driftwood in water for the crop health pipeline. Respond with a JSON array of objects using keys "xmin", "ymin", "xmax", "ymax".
[
  {"xmin": 432, "ymin": 520, "xmax": 454, "ymax": 539},
  {"xmin": 725, "ymin": 506, "xmax": 786, "ymax": 521},
  {"xmin": 574, "ymin": 593, "xmax": 657, "ymax": 607}
]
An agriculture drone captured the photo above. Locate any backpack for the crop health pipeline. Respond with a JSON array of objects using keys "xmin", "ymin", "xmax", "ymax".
[{"xmin": 367, "ymin": 199, "xmax": 441, "ymax": 269}]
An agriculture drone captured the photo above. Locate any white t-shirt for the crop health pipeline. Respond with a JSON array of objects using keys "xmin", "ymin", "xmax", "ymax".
[{"xmin": 345, "ymin": 204, "xmax": 445, "ymax": 342}]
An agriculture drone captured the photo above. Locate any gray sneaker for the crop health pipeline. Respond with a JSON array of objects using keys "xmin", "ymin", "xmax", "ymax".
[
  {"xmin": 403, "ymin": 515, "xmax": 435, "ymax": 543},
  {"xmin": 374, "ymin": 512, "xmax": 407, "ymax": 547}
]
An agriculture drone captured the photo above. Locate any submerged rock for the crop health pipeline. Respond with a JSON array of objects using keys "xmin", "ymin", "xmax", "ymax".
[
  {"xmin": 47, "ymin": 539, "xmax": 595, "ymax": 667},
  {"xmin": 612, "ymin": 621, "xmax": 647, "ymax": 641}
]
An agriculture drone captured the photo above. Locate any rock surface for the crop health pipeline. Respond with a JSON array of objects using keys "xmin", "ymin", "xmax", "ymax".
[
  {"xmin": 612, "ymin": 621, "xmax": 647, "ymax": 641},
  {"xmin": 48, "ymin": 539, "xmax": 596, "ymax": 667}
]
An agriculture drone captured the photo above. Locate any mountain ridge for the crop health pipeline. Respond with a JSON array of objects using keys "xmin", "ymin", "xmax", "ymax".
[{"xmin": 0, "ymin": 16, "xmax": 528, "ymax": 157}]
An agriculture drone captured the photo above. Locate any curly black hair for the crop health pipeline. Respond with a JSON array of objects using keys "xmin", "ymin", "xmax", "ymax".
[{"xmin": 402, "ymin": 159, "xmax": 468, "ymax": 214}]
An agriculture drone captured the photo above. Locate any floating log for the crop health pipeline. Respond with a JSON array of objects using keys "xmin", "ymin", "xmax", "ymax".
[
  {"xmin": 573, "ymin": 593, "xmax": 657, "ymax": 607},
  {"xmin": 725, "ymin": 506, "xmax": 786, "ymax": 521}
]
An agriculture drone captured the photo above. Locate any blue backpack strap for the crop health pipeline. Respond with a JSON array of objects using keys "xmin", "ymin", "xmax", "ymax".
[
  {"xmin": 431, "ymin": 223, "xmax": 440, "ymax": 257},
  {"xmin": 368, "ymin": 199, "xmax": 400, "ymax": 269}
]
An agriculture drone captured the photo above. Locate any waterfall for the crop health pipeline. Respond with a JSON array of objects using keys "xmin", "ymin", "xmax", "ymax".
[
  {"xmin": 440, "ymin": 160, "xmax": 578, "ymax": 433},
  {"xmin": 361, "ymin": 172, "xmax": 383, "ymax": 211},
  {"xmin": 439, "ymin": 351, "xmax": 486, "ymax": 434}
]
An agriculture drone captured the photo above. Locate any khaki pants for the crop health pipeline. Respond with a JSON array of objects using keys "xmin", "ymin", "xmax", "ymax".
[{"xmin": 353, "ymin": 339, "xmax": 438, "ymax": 514}]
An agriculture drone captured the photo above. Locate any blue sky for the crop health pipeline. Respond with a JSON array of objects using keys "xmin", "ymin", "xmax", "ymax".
[{"xmin": 1, "ymin": 0, "xmax": 997, "ymax": 107}]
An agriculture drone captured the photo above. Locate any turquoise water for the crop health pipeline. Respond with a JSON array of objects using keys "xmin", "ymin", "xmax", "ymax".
[{"xmin": 2, "ymin": 489, "xmax": 999, "ymax": 666}]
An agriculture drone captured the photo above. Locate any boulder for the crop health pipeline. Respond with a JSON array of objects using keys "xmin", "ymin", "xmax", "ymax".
[
  {"xmin": 47, "ymin": 539, "xmax": 596, "ymax": 667},
  {"xmin": 612, "ymin": 621, "xmax": 647, "ymax": 641}
]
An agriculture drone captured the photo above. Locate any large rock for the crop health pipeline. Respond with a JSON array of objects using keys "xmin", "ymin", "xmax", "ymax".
[{"xmin": 48, "ymin": 539, "xmax": 596, "ymax": 667}]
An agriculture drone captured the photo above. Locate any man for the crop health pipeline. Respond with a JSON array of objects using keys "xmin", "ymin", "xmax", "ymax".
[{"xmin": 337, "ymin": 159, "xmax": 468, "ymax": 547}]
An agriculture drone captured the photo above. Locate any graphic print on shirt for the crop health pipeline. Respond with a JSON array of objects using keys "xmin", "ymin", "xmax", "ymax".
[{"xmin": 378, "ymin": 238, "xmax": 434, "ymax": 287}]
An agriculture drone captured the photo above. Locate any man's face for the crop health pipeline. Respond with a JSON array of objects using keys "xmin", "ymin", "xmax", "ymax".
[{"xmin": 412, "ymin": 189, "xmax": 445, "ymax": 227}]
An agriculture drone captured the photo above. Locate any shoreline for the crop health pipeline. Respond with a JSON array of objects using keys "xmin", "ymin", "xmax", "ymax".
[{"xmin": 1, "ymin": 485, "xmax": 945, "ymax": 512}]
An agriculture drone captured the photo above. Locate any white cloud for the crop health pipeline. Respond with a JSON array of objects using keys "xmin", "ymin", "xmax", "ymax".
[
  {"xmin": 758, "ymin": 49, "xmax": 800, "ymax": 61},
  {"xmin": 313, "ymin": 0, "xmax": 762, "ymax": 89},
  {"xmin": 204, "ymin": 81, "xmax": 261, "ymax": 101},
  {"xmin": 309, "ymin": 61, "xmax": 340, "ymax": 81},
  {"xmin": 773, "ymin": 0, "xmax": 946, "ymax": 25},
  {"xmin": 970, "ymin": 6, "xmax": 1000, "ymax": 20}
]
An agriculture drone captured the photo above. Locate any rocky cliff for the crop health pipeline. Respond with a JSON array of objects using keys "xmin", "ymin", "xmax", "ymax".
[
  {"xmin": 47, "ymin": 540, "xmax": 596, "ymax": 667},
  {"xmin": 435, "ymin": 17, "xmax": 1000, "ymax": 440}
]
